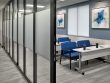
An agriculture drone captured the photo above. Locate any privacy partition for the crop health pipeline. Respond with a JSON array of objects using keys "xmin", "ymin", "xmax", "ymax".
[{"xmin": 1, "ymin": 0, "xmax": 56, "ymax": 83}]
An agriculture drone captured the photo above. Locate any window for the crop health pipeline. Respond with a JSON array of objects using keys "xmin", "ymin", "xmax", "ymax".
[
  {"xmin": 68, "ymin": 7, "xmax": 77, "ymax": 35},
  {"xmin": 68, "ymin": 5, "xmax": 89, "ymax": 37}
]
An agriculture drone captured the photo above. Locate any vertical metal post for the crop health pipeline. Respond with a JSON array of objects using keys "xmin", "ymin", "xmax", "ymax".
[
  {"xmin": 50, "ymin": 0, "xmax": 56, "ymax": 83},
  {"xmin": 33, "ymin": 0, "xmax": 37, "ymax": 82},
  {"xmin": 17, "ymin": 0, "xmax": 19, "ymax": 65},
  {"xmin": 12, "ymin": 0, "xmax": 14, "ymax": 59},
  {"xmin": 23, "ymin": 0, "xmax": 26, "ymax": 74},
  {"xmin": 9, "ymin": 4, "xmax": 11, "ymax": 55}
]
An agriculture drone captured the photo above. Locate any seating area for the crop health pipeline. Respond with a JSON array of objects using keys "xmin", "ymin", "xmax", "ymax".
[
  {"xmin": 56, "ymin": 37, "xmax": 110, "ymax": 75},
  {"xmin": 57, "ymin": 37, "xmax": 91, "ymax": 68}
]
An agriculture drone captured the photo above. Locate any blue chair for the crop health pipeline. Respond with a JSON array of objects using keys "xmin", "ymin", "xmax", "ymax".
[
  {"xmin": 60, "ymin": 42, "xmax": 79, "ymax": 69},
  {"xmin": 77, "ymin": 40, "xmax": 91, "ymax": 48},
  {"xmin": 58, "ymin": 37, "xmax": 71, "ymax": 43},
  {"xmin": 77, "ymin": 40, "xmax": 91, "ymax": 65}
]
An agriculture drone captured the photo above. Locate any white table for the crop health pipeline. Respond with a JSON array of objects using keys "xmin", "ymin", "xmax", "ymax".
[{"xmin": 73, "ymin": 45, "xmax": 110, "ymax": 75}]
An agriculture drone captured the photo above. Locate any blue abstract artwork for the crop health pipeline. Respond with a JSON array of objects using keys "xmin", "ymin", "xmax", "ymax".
[
  {"xmin": 92, "ymin": 7, "xmax": 109, "ymax": 28},
  {"xmin": 57, "ymin": 14, "xmax": 64, "ymax": 28}
]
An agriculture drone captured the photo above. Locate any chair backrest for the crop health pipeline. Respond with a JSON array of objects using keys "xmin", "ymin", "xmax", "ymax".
[
  {"xmin": 58, "ymin": 37, "xmax": 71, "ymax": 43},
  {"xmin": 77, "ymin": 40, "xmax": 91, "ymax": 48},
  {"xmin": 61, "ymin": 42, "xmax": 77, "ymax": 51}
]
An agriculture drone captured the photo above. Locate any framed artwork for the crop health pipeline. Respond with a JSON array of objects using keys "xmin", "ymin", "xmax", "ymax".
[
  {"xmin": 92, "ymin": 7, "xmax": 109, "ymax": 29},
  {"xmin": 57, "ymin": 14, "xmax": 64, "ymax": 28}
]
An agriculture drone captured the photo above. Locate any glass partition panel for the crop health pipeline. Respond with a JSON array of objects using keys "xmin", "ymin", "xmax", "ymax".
[
  {"xmin": 3, "ymin": 9, "xmax": 5, "ymax": 48},
  {"xmin": 56, "ymin": 1, "xmax": 89, "ymax": 83},
  {"xmin": 5, "ymin": 7, "xmax": 8, "ymax": 52},
  {"xmin": 25, "ymin": 0, "xmax": 33, "ymax": 82},
  {"xmin": 14, "ymin": 0, "xmax": 17, "ymax": 62},
  {"xmin": 7, "ymin": 6, "xmax": 9, "ymax": 53},
  {"xmin": 36, "ymin": 0, "xmax": 50, "ymax": 83},
  {"xmin": 10, "ymin": 3, "xmax": 12, "ymax": 57},
  {"xmin": 56, "ymin": 1, "xmax": 82, "ymax": 83},
  {"xmin": 5, "ymin": 7, "xmax": 8, "ymax": 51},
  {"xmin": 18, "ymin": 0, "xmax": 24, "ymax": 71},
  {"xmin": 0, "ymin": 9, "xmax": 2, "ymax": 45},
  {"xmin": 1, "ymin": 0, "xmax": 56, "ymax": 83},
  {"xmin": 4, "ymin": 8, "xmax": 6, "ymax": 50}
]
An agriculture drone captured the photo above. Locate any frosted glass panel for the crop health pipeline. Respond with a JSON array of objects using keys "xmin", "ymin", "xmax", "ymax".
[
  {"xmin": 78, "ymin": 5, "xmax": 89, "ymax": 37},
  {"xmin": 18, "ymin": 0, "xmax": 23, "ymax": 71},
  {"xmin": 18, "ymin": 17, "xmax": 23, "ymax": 45},
  {"xmin": 36, "ymin": 8, "xmax": 50, "ymax": 83},
  {"xmin": 14, "ymin": 19, "xmax": 17, "ymax": 42},
  {"xmin": 68, "ymin": 8, "xmax": 77, "ymax": 35},
  {"xmin": 25, "ymin": 14, "xmax": 33, "ymax": 50},
  {"xmin": 36, "ymin": 9, "xmax": 50, "ymax": 60},
  {"xmin": 7, "ymin": 20, "xmax": 9, "ymax": 39}
]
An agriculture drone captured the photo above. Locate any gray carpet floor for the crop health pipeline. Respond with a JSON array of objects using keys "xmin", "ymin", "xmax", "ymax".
[
  {"xmin": 0, "ymin": 47, "xmax": 27, "ymax": 83},
  {"xmin": 1, "ymin": 43, "xmax": 110, "ymax": 83}
]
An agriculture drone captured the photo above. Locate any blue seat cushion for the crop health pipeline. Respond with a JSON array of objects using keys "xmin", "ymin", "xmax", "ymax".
[{"xmin": 63, "ymin": 51, "xmax": 79, "ymax": 60}]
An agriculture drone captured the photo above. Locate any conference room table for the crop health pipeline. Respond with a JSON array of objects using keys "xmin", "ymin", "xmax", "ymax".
[{"xmin": 74, "ymin": 45, "xmax": 110, "ymax": 75}]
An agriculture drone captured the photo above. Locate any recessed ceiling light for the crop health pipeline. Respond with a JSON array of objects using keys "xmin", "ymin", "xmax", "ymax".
[
  {"xmin": 26, "ymin": 4, "xmax": 45, "ymax": 8},
  {"xmin": 37, "ymin": 5, "xmax": 45, "ymax": 8},
  {"xmin": 26, "ymin": 4, "xmax": 33, "ymax": 7},
  {"xmin": 59, "ymin": 0, "xmax": 65, "ymax": 2},
  {"xmin": 19, "ymin": 10, "xmax": 32, "ymax": 12}
]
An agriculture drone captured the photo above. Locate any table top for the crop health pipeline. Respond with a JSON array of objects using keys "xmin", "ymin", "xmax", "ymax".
[{"xmin": 74, "ymin": 45, "xmax": 110, "ymax": 53}]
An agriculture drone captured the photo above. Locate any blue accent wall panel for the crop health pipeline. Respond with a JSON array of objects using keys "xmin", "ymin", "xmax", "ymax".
[{"xmin": 56, "ymin": 28, "xmax": 67, "ymax": 35}]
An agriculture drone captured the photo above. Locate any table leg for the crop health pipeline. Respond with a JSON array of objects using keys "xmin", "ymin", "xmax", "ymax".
[
  {"xmin": 75, "ymin": 52, "xmax": 85, "ymax": 75},
  {"xmin": 104, "ymin": 55, "xmax": 110, "ymax": 63}
]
